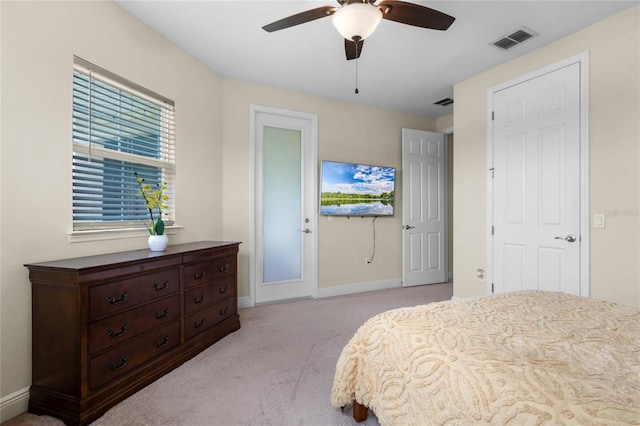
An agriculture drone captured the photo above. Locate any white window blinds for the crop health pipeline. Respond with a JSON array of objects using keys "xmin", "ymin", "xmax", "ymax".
[{"xmin": 72, "ymin": 57, "xmax": 175, "ymax": 231}]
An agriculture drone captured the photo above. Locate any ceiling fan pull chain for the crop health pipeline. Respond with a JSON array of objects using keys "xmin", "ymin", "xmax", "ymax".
[
  {"xmin": 354, "ymin": 39, "xmax": 359, "ymax": 94},
  {"xmin": 355, "ymin": 57, "xmax": 359, "ymax": 94}
]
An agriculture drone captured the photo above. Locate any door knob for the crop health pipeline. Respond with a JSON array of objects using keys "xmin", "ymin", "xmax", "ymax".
[
  {"xmin": 404, "ymin": 225, "xmax": 415, "ymax": 230},
  {"xmin": 554, "ymin": 234, "xmax": 577, "ymax": 243},
  {"xmin": 302, "ymin": 228, "xmax": 311, "ymax": 234}
]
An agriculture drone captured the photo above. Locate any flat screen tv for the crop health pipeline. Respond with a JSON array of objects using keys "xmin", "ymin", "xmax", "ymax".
[{"xmin": 320, "ymin": 160, "xmax": 395, "ymax": 216}]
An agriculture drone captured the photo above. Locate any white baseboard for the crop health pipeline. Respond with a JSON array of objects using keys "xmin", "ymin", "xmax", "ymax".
[
  {"xmin": 317, "ymin": 278, "xmax": 402, "ymax": 299},
  {"xmin": 238, "ymin": 296, "xmax": 251, "ymax": 309},
  {"xmin": 0, "ymin": 386, "xmax": 29, "ymax": 422},
  {"xmin": 238, "ymin": 279, "xmax": 403, "ymax": 308}
]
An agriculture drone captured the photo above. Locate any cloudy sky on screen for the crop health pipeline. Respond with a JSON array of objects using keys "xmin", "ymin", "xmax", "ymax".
[{"xmin": 321, "ymin": 161, "xmax": 395, "ymax": 195}]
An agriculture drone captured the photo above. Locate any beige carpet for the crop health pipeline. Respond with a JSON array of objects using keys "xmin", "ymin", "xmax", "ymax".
[{"xmin": 4, "ymin": 283, "xmax": 452, "ymax": 426}]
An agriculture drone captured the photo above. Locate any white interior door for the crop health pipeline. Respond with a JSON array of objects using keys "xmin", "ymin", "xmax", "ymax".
[
  {"xmin": 402, "ymin": 129, "xmax": 447, "ymax": 287},
  {"xmin": 251, "ymin": 106, "xmax": 318, "ymax": 304},
  {"xmin": 491, "ymin": 62, "xmax": 583, "ymax": 296}
]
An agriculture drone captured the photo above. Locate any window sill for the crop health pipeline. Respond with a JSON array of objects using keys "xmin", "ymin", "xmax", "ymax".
[{"xmin": 68, "ymin": 226, "xmax": 182, "ymax": 243}]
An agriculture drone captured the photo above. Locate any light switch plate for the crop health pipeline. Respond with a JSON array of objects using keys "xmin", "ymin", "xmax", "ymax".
[{"xmin": 594, "ymin": 214, "xmax": 605, "ymax": 228}]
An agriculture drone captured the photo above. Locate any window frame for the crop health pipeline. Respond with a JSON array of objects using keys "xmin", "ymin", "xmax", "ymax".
[{"xmin": 70, "ymin": 57, "xmax": 177, "ymax": 240}]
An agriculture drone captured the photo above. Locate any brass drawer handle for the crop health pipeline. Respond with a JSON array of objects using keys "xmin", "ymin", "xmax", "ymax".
[
  {"xmin": 154, "ymin": 336, "xmax": 169, "ymax": 348},
  {"xmin": 106, "ymin": 324, "xmax": 128, "ymax": 338},
  {"xmin": 153, "ymin": 280, "xmax": 169, "ymax": 291},
  {"xmin": 107, "ymin": 356, "xmax": 128, "ymax": 371},
  {"xmin": 194, "ymin": 295, "xmax": 204, "ymax": 304},
  {"xmin": 219, "ymin": 306, "xmax": 228, "ymax": 316},
  {"xmin": 219, "ymin": 264, "xmax": 230, "ymax": 273},
  {"xmin": 154, "ymin": 308, "xmax": 169, "ymax": 320},
  {"xmin": 219, "ymin": 286, "xmax": 228, "ymax": 294},
  {"xmin": 193, "ymin": 271, "xmax": 207, "ymax": 280},
  {"xmin": 194, "ymin": 318, "xmax": 205, "ymax": 328},
  {"xmin": 106, "ymin": 292, "xmax": 127, "ymax": 305}
]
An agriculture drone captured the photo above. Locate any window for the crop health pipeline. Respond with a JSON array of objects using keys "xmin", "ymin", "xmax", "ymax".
[{"xmin": 72, "ymin": 57, "xmax": 175, "ymax": 232}]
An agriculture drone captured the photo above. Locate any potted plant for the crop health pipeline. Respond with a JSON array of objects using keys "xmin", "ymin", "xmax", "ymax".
[{"xmin": 135, "ymin": 172, "xmax": 169, "ymax": 251}]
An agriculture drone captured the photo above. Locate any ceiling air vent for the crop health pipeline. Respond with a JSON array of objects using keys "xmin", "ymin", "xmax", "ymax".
[
  {"xmin": 493, "ymin": 27, "xmax": 536, "ymax": 50},
  {"xmin": 432, "ymin": 97, "xmax": 453, "ymax": 106}
]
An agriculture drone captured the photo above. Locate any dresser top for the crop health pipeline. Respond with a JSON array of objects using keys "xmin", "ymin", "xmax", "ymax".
[{"xmin": 25, "ymin": 241, "xmax": 240, "ymax": 271}]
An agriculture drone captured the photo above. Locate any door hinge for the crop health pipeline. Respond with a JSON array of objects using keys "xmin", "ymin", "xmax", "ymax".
[
  {"xmin": 491, "ymin": 226, "xmax": 494, "ymax": 235},
  {"xmin": 491, "ymin": 111, "xmax": 495, "ymax": 121},
  {"xmin": 489, "ymin": 167, "xmax": 494, "ymax": 178},
  {"xmin": 491, "ymin": 283, "xmax": 495, "ymax": 293}
]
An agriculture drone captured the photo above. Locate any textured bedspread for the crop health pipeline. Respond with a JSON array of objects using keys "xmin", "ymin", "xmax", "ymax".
[{"xmin": 331, "ymin": 291, "xmax": 640, "ymax": 425}]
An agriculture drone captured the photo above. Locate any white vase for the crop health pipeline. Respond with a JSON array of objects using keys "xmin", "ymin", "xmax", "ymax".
[{"xmin": 148, "ymin": 234, "xmax": 168, "ymax": 252}]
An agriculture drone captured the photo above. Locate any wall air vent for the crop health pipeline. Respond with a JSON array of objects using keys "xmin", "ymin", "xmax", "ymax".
[
  {"xmin": 432, "ymin": 97, "xmax": 453, "ymax": 106},
  {"xmin": 493, "ymin": 27, "xmax": 536, "ymax": 50}
]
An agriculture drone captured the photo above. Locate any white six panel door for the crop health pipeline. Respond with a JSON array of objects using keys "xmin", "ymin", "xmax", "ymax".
[
  {"xmin": 492, "ymin": 63, "xmax": 581, "ymax": 295},
  {"xmin": 402, "ymin": 129, "xmax": 446, "ymax": 287}
]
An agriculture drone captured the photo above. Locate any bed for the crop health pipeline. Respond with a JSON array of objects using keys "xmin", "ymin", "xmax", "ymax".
[{"xmin": 330, "ymin": 290, "xmax": 640, "ymax": 425}]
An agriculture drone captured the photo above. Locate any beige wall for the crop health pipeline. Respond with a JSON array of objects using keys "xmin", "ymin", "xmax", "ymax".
[
  {"xmin": 453, "ymin": 6, "xmax": 640, "ymax": 307},
  {"xmin": 435, "ymin": 115, "xmax": 453, "ymax": 132},
  {"xmin": 221, "ymin": 79, "xmax": 435, "ymax": 297},
  {"xmin": 0, "ymin": 1, "xmax": 224, "ymax": 418}
]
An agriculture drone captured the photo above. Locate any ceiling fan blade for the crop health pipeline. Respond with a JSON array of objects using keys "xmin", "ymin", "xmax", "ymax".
[
  {"xmin": 377, "ymin": 0, "xmax": 455, "ymax": 31},
  {"xmin": 345, "ymin": 38, "xmax": 364, "ymax": 60},
  {"xmin": 262, "ymin": 6, "xmax": 337, "ymax": 32}
]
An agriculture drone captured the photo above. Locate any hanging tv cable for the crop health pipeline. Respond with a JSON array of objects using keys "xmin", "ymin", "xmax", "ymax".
[{"xmin": 366, "ymin": 216, "xmax": 377, "ymax": 263}]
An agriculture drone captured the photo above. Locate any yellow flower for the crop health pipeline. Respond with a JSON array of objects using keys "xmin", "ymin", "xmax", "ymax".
[{"xmin": 135, "ymin": 172, "xmax": 170, "ymax": 236}]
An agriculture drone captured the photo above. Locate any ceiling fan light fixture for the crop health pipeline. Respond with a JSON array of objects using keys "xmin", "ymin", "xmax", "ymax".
[{"xmin": 332, "ymin": 3, "xmax": 383, "ymax": 41}]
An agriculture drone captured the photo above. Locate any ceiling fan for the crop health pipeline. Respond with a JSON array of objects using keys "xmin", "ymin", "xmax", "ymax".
[{"xmin": 262, "ymin": 0, "xmax": 456, "ymax": 61}]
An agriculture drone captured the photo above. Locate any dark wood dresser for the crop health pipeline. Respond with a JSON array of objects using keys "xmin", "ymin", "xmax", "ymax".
[{"xmin": 24, "ymin": 241, "xmax": 241, "ymax": 426}]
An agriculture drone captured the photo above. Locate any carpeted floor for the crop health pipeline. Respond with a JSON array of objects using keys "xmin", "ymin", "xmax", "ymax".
[{"xmin": 4, "ymin": 283, "xmax": 452, "ymax": 426}]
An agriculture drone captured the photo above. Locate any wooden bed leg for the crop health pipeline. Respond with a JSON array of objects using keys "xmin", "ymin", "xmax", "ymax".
[{"xmin": 353, "ymin": 400, "xmax": 368, "ymax": 422}]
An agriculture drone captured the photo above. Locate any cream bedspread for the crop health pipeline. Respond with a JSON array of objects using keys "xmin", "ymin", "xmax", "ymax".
[{"xmin": 331, "ymin": 291, "xmax": 640, "ymax": 425}]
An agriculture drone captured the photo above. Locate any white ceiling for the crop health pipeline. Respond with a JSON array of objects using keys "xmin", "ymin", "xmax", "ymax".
[{"xmin": 115, "ymin": 0, "xmax": 637, "ymax": 118}]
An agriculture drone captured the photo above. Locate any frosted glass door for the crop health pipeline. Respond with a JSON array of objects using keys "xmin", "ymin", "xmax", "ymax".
[
  {"xmin": 252, "ymin": 105, "xmax": 317, "ymax": 305},
  {"xmin": 263, "ymin": 126, "xmax": 302, "ymax": 282}
]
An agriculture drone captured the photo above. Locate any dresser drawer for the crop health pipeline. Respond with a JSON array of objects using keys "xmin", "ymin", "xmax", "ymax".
[
  {"xmin": 89, "ymin": 294, "xmax": 180, "ymax": 355},
  {"xmin": 183, "ymin": 256, "xmax": 235, "ymax": 289},
  {"xmin": 184, "ymin": 276, "xmax": 235, "ymax": 314},
  {"xmin": 184, "ymin": 297, "xmax": 236, "ymax": 340},
  {"xmin": 89, "ymin": 321, "xmax": 180, "ymax": 390},
  {"xmin": 89, "ymin": 269, "xmax": 179, "ymax": 318}
]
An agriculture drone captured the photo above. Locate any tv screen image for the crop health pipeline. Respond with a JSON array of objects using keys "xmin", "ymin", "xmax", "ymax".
[{"xmin": 320, "ymin": 160, "xmax": 395, "ymax": 216}]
